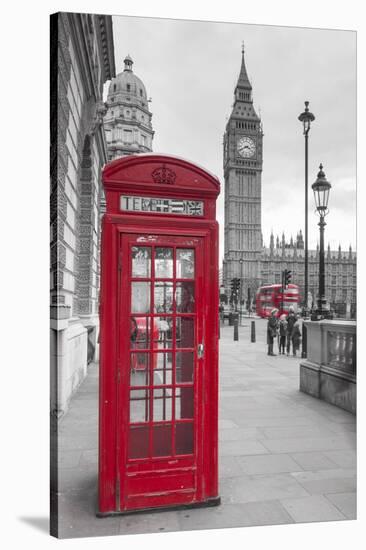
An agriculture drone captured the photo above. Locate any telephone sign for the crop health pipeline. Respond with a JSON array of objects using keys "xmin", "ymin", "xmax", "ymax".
[{"xmin": 120, "ymin": 195, "xmax": 204, "ymax": 216}]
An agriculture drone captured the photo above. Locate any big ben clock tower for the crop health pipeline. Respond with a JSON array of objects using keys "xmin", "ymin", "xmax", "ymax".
[{"xmin": 223, "ymin": 45, "xmax": 263, "ymax": 300}]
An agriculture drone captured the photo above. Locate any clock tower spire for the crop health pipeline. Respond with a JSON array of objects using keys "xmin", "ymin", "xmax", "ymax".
[
  {"xmin": 223, "ymin": 46, "xmax": 263, "ymax": 299},
  {"xmin": 235, "ymin": 42, "xmax": 252, "ymax": 100}
]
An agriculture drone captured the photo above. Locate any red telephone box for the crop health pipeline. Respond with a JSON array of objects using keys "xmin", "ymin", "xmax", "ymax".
[{"xmin": 98, "ymin": 154, "xmax": 220, "ymax": 515}]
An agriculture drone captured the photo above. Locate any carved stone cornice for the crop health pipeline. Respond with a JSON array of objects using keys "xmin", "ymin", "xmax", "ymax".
[{"xmin": 90, "ymin": 101, "xmax": 108, "ymax": 136}]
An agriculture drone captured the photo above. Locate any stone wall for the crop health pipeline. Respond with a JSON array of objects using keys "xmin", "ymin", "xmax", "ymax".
[
  {"xmin": 50, "ymin": 12, "xmax": 115, "ymax": 418},
  {"xmin": 300, "ymin": 320, "xmax": 356, "ymax": 414}
]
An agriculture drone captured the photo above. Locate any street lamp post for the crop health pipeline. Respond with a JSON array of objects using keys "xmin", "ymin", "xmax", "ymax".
[
  {"xmin": 298, "ymin": 101, "xmax": 315, "ymax": 357},
  {"xmin": 311, "ymin": 164, "xmax": 332, "ymax": 320},
  {"xmin": 239, "ymin": 258, "xmax": 244, "ymax": 325}
]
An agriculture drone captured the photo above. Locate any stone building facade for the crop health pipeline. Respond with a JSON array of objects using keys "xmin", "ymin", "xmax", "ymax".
[
  {"xmin": 223, "ymin": 47, "xmax": 356, "ymax": 318},
  {"xmin": 103, "ymin": 55, "xmax": 154, "ymax": 160},
  {"xmin": 50, "ymin": 12, "xmax": 115, "ymax": 416},
  {"xmin": 261, "ymin": 232, "xmax": 357, "ymax": 318}
]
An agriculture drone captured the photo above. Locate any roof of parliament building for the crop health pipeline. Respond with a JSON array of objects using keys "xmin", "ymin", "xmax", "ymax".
[{"xmin": 262, "ymin": 230, "xmax": 356, "ymax": 261}]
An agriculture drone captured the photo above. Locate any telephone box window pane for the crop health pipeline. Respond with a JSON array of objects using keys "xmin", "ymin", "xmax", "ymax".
[
  {"xmin": 176, "ymin": 351, "xmax": 194, "ymax": 383},
  {"xmin": 130, "ymin": 316, "xmax": 150, "ymax": 349},
  {"xmin": 131, "ymin": 246, "xmax": 151, "ymax": 278},
  {"xmin": 154, "ymin": 282, "xmax": 173, "ymax": 313},
  {"xmin": 153, "ymin": 388, "xmax": 172, "ymax": 421},
  {"xmin": 176, "ymin": 249, "xmax": 195, "ymax": 279},
  {"xmin": 130, "ymin": 353, "xmax": 150, "ymax": 386},
  {"xmin": 153, "ymin": 317, "xmax": 173, "ymax": 349},
  {"xmin": 152, "ymin": 424, "xmax": 172, "ymax": 457},
  {"xmin": 128, "ymin": 425, "xmax": 149, "ymax": 459},
  {"xmin": 176, "ymin": 317, "xmax": 194, "ymax": 348},
  {"xmin": 175, "ymin": 387, "xmax": 194, "ymax": 419},
  {"xmin": 131, "ymin": 282, "xmax": 150, "ymax": 313},
  {"xmin": 130, "ymin": 389, "xmax": 150, "ymax": 422},
  {"xmin": 175, "ymin": 423, "xmax": 193, "ymax": 455},
  {"xmin": 176, "ymin": 282, "xmax": 195, "ymax": 313},
  {"xmin": 155, "ymin": 248, "xmax": 173, "ymax": 278},
  {"xmin": 153, "ymin": 353, "xmax": 173, "ymax": 386}
]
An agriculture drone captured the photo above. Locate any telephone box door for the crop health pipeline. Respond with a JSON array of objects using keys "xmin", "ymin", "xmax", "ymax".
[{"xmin": 118, "ymin": 233, "xmax": 205, "ymax": 511}]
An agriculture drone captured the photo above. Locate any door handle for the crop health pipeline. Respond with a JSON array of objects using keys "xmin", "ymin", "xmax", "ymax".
[{"xmin": 197, "ymin": 343, "xmax": 204, "ymax": 359}]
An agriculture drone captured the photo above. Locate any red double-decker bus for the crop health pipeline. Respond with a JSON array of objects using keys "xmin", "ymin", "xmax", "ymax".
[{"xmin": 255, "ymin": 283, "xmax": 300, "ymax": 318}]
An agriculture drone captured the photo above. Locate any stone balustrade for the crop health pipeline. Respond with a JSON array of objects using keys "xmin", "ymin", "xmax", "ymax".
[{"xmin": 300, "ymin": 319, "xmax": 356, "ymax": 413}]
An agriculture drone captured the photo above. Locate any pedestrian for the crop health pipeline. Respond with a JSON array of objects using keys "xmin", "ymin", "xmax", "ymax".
[
  {"xmin": 286, "ymin": 306, "xmax": 296, "ymax": 356},
  {"xmin": 278, "ymin": 314, "xmax": 287, "ymax": 354},
  {"xmin": 267, "ymin": 308, "xmax": 278, "ymax": 356},
  {"xmin": 291, "ymin": 314, "xmax": 302, "ymax": 356},
  {"xmin": 219, "ymin": 304, "xmax": 224, "ymax": 323}
]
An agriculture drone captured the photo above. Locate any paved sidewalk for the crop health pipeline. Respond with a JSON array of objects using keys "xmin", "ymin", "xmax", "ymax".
[{"xmin": 56, "ymin": 318, "xmax": 356, "ymax": 538}]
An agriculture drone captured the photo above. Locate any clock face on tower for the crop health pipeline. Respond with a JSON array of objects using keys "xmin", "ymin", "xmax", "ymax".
[{"xmin": 237, "ymin": 136, "xmax": 256, "ymax": 158}]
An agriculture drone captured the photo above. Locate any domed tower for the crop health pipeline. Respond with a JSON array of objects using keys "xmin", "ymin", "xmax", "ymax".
[{"xmin": 104, "ymin": 55, "xmax": 154, "ymax": 160}]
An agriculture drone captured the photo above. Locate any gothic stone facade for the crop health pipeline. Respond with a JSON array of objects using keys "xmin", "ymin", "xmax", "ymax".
[
  {"xmin": 262, "ymin": 233, "xmax": 356, "ymax": 318},
  {"xmin": 50, "ymin": 12, "xmax": 115, "ymax": 417},
  {"xmin": 223, "ymin": 47, "xmax": 263, "ymax": 300}
]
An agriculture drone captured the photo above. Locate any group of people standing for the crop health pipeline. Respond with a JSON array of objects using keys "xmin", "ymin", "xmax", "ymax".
[{"xmin": 267, "ymin": 307, "xmax": 301, "ymax": 357}]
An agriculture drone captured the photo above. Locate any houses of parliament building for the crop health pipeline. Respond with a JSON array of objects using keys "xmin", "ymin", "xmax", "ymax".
[{"xmin": 223, "ymin": 47, "xmax": 356, "ymax": 318}]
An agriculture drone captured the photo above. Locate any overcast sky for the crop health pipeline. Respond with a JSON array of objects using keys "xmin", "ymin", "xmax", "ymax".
[{"xmin": 107, "ymin": 15, "xmax": 356, "ymax": 263}]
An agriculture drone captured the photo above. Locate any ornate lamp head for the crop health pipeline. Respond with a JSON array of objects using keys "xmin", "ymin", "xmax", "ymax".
[
  {"xmin": 312, "ymin": 163, "xmax": 331, "ymax": 216},
  {"xmin": 298, "ymin": 101, "xmax": 315, "ymax": 134}
]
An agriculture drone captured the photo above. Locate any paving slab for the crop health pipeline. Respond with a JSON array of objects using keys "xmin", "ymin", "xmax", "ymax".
[
  {"xmin": 237, "ymin": 453, "xmax": 302, "ymax": 475},
  {"xmin": 176, "ymin": 500, "xmax": 294, "ymax": 530},
  {"xmin": 325, "ymin": 492, "xmax": 357, "ymax": 519},
  {"xmin": 259, "ymin": 424, "xmax": 337, "ymax": 439},
  {"xmin": 219, "ymin": 427, "xmax": 263, "ymax": 441},
  {"xmin": 323, "ymin": 449, "xmax": 357, "ymax": 469},
  {"xmin": 224, "ymin": 473, "xmax": 311, "ymax": 504},
  {"xmin": 218, "ymin": 418, "xmax": 239, "ymax": 429},
  {"xmin": 55, "ymin": 320, "xmax": 356, "ymax": 538},
  {"xmin": 219, "ymin": 456, "xmax": 245, "ymax": 478},
  {"xmin": 291, "ymin": 468, "xmax": 357, "ymax": 495},
  {"xmin": 58, "ymin": 434, "xmax": 98, "ymax": 451},
  {"xmin": 289, "ymin": 451, "xmax": 341, "ymax": 471},
  {"xmin": 326, "ymin": 422, "xmax": 357, "ymax": 434},
  {"xmin": 234, "ymin": 415, "xmax": 318, "ymax": 428},
  {"xmin": 119, "ymin": 510, "xmax": 181, "ymax": 536},
  {"xmin": 58, "ymin": 465, "xmax": 97, "ymax": 493},
  {"xmin": 58, "ymin": 450, "xmax": 82, "ymax": 468},
  {"xmin": 223, "ymin": 406, "xmax": 307, "ymax": 420},
  {"xmin": 79, "ymin": 449, "xmax": 99, "ymax": 466},
  {"xmin": 291, "ymin": 468, "xmax": 356, "ymax": 482},
  {"xmin": 280, "ymin": 495, "xmax": 346, "ymax": 523},
  {"xmin": 220, "ymin": 396, "xmax": 259, "ymax": 409},
  {"xmin": 57, "ymin": 489, "xmax": 120, "ymax": 539},
  {"xmin": 260, "ymin": 435, "xmax": 356, "ymax": 454},
  {"xmin": 220, "ymin": 439, "xmax": 269, "ymax": 457}
]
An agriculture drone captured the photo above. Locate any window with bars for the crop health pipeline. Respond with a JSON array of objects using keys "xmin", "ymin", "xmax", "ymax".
[{"xmin": 128, "ymin": 245, "xmax": 196, "ymax": 460}]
